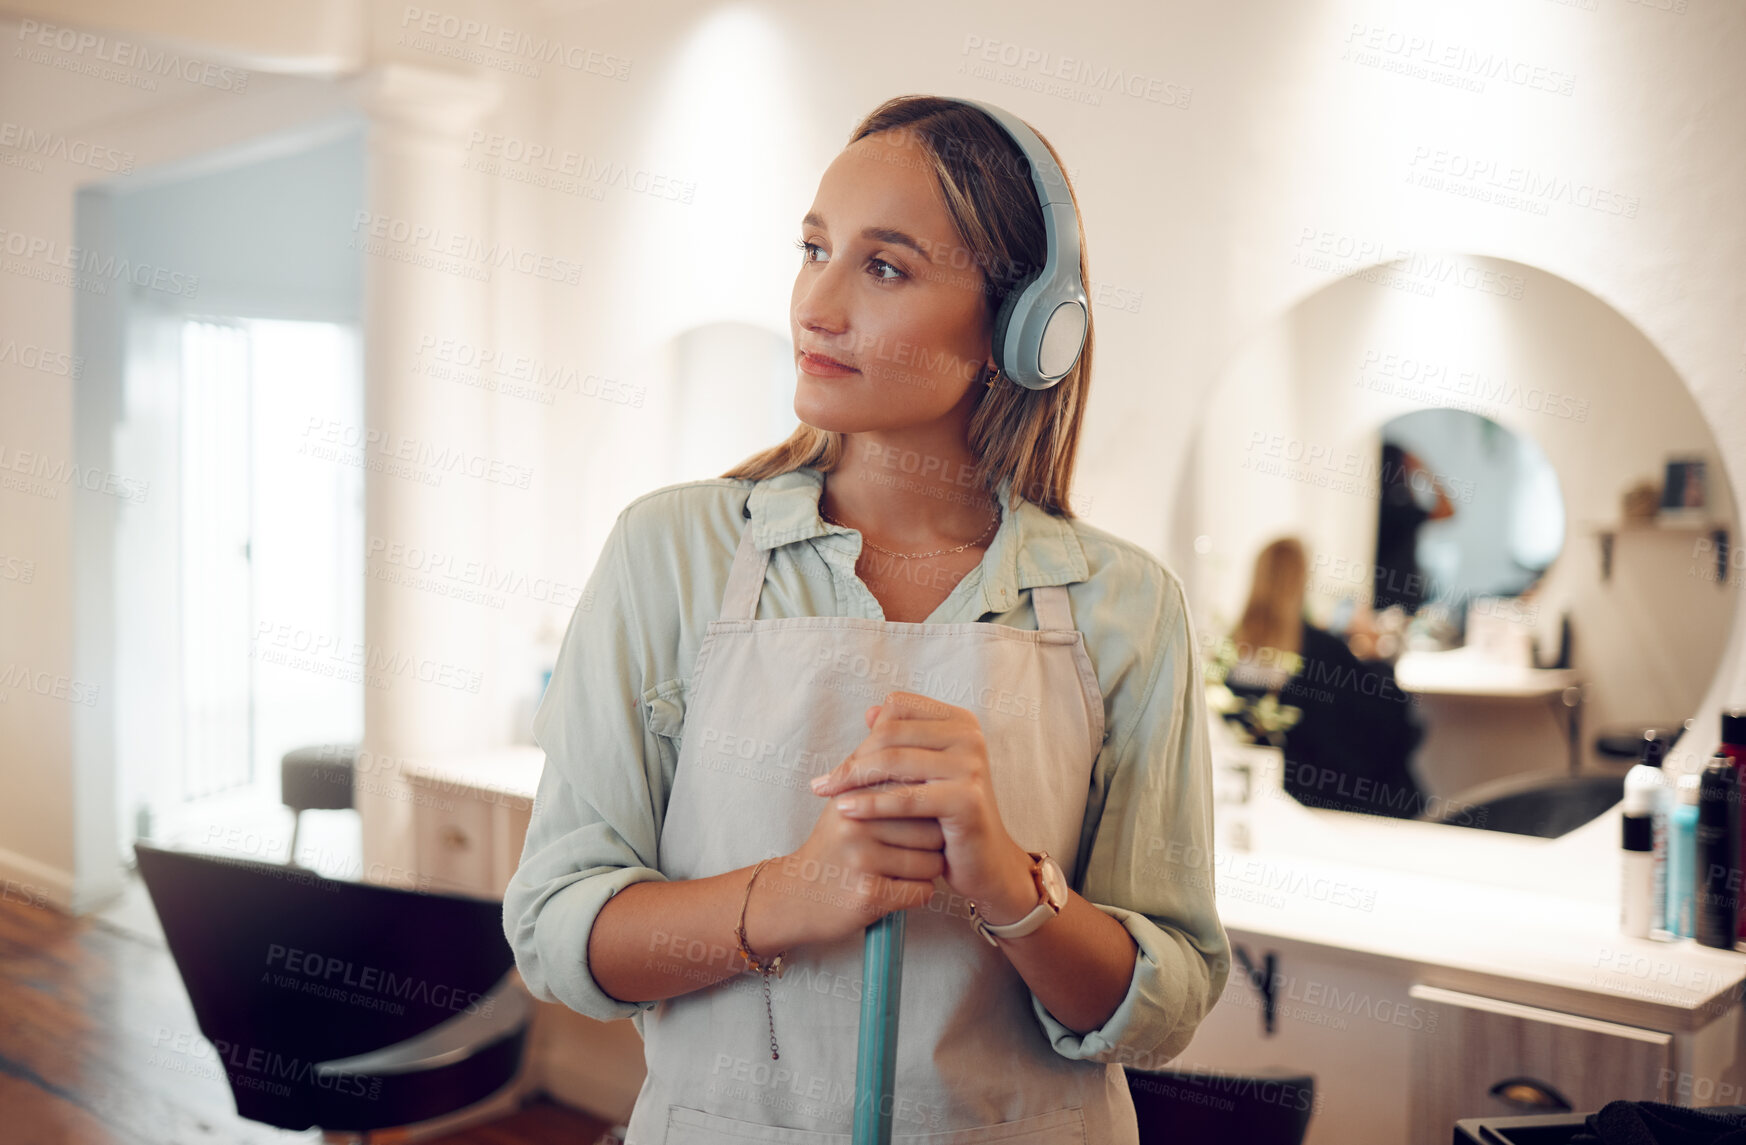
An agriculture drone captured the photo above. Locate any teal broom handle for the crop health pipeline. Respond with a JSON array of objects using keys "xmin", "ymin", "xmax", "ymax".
[{"xmin": 852, "ymin": 910, "xmax": 905, "ymax": 1145}]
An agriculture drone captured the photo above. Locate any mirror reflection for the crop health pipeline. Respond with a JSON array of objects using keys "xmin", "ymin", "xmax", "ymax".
[{"xmin": 1180, "ymin": 254, "xmax": 1740, "ymax": 836}]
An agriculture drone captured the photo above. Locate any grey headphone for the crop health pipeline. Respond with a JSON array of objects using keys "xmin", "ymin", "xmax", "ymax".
[{"xmin": 948, "ymin": 97, "xmax": 1088, "ymax": 391}]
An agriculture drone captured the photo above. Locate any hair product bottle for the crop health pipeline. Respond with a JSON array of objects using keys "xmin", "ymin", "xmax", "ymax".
[
  {"xmin": 1697, "ymin": 754, "xmax": 1740, "ymax": 950},
  {"xmin": 1622, "ymin": 768, "xmax": 1657, "ymax": 939},
  {"xmin": 1624, "ymin": 732, "xmax": 1671, "ymax": 936},
  {"xmin": 1668, "ymin": 772, "xmax": 1700, "ymax": 939},
  {"xmin": 1721, "ymin": 710, "xmax": 1746, "ymax": 941}
]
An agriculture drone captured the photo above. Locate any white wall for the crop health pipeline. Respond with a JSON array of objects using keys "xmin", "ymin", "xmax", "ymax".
[{"xmin": 3, "ymin": 0, "xmax": 1744, "ymax": 912}]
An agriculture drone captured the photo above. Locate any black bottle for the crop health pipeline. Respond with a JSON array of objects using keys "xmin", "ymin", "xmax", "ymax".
[{"xmin": 1696, "ymin": 754, "xmax": 1740, "ymax": 950}]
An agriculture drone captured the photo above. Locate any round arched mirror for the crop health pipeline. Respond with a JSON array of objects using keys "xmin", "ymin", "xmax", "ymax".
[{"xmin": 1176, "ymin": 253, "xmax": 1739, "ymax": 836}]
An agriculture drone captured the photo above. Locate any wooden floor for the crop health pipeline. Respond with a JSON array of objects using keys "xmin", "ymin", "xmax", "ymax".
[{"xmin": 0, "ymin": 889, "xmax": 612, "ymax": 1145}]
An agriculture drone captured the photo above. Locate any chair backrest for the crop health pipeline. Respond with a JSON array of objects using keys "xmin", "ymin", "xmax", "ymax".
[
  {"xmin": 135, "ymin": 842, "xmax": 514, "ymax": 1130},
  {"xmin": 1127, "ymin": 1067, "xmax": 1316, "ymax": 1145}
]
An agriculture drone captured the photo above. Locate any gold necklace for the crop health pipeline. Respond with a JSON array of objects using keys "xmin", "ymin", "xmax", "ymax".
[{"xmin": 819, "ymin": 502, "xmax": 1000, "ymax": 560}]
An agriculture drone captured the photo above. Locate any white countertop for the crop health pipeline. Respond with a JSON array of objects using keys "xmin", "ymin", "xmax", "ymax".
[
  {"xmin": 1206, "ymin": 726, "xmax": 1746, "ymax": 1032},
  {"xmin": 401, "ymin": 745, "xmax": 545, "ymax": 807},
  {"xmin": 1394, "ymin": 647, "xmax": 1579, "ymax": 698},
  {"xmin": 1214, "ymin": 845, "xmax": 1746, "ymax": 1032}
]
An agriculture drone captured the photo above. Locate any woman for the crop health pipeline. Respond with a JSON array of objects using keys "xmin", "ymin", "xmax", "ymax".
[
  {"xmin": 1220, "ymin": 538, "xmax": 1425, "ymax": 819},
  {"xmin": 1373, "ymin": 443, "xmax": 1456, "ymax": 616},
  {"xmin": 503, "ymin": 95, "xmax": 1228, "ymax": 1144}
]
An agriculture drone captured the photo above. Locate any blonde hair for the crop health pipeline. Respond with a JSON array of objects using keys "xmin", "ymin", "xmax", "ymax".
[
  {"xmin": 1231, "ymin": 538, "xmax": 1309, "ymax": 660},
  {"xmin": 720, "ymin": 94, "xmax": 1093, "ymax": 517}
]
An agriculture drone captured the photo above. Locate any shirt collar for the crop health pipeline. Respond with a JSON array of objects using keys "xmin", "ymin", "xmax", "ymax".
[{"xmin": 744, "ymin": 465, "xmax": 1088, "ymax": 615}]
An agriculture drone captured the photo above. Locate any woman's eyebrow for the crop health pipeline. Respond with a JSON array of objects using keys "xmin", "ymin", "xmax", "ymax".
[{"xmin": 801, "ymin": 211, "xmax": 929, "ymax": 258}]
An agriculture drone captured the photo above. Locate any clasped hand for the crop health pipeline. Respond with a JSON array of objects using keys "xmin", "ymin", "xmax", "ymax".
[{"xmin": 768, "ymin": 691, "xmax": 1035, "ymax": 949}]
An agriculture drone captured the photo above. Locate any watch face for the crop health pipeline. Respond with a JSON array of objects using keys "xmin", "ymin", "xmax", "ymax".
[{"xmin": 1038, "ymin": 854, "xmax": 1068, "ymax": 909}]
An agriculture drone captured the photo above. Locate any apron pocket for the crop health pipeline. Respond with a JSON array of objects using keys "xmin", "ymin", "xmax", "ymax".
[{"xmin": 661, "ymin": 1105, "xmax": 1086, "ymax": 1144}]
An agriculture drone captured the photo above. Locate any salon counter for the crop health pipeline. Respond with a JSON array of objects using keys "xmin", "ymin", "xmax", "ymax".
[
  {"xmin": 1209, "ymin": 845, "xmax": 1746, "ymax": 1034},
  {"xmin": 1191, "ymin": 736, "xmax": 1746, "ymax": 1145}
]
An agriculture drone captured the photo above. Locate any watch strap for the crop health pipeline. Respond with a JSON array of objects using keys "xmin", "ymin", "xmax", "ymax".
[{"xmin": 969, "ymin": 851, "xmax": 1061, "ymax": 945}]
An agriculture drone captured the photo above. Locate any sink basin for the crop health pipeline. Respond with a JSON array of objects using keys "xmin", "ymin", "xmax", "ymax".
[{"xmin": 1419, "ymin": 770, "xmax": 1625, "ymax": 839}]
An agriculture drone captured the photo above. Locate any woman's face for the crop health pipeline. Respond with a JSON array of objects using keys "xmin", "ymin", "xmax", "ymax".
[{"xmin": 791, "ymin": 127, "xmax": 994, "ymax": 434}]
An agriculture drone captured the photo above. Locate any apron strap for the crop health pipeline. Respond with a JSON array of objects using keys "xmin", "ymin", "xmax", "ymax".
[
  {"xmin": 718, "ymin": 512, "xmax": 772, "ymax": 621},
  {"xmin": 1031, "ymin": 584, "xmax": 1075, "ymax": 631}
]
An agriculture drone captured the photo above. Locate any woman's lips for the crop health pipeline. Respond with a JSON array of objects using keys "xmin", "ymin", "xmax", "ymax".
[{"xmin": 799, "ymin": 350, "xmax": 859, "ymax": 376}]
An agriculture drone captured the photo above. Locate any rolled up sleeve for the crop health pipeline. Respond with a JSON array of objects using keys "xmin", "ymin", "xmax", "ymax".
[
  {"xmin": 503, "ymin": 509, "xmax": 672, "ymax": 1023},
  {"xmin": 1030, "ymin": 576, "xmax": 1231, "ymax": 1068}
]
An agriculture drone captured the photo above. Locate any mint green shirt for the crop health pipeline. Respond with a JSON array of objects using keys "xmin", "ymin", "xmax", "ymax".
[{"xmin": 503, "ymin": 466, "xmax": 1230, "ymax": 1069}]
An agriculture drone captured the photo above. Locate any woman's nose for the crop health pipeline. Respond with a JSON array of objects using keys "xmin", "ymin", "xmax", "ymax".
[{"xmin": 793, "ymin": 259, "xmax": 849, "ymax": 334}]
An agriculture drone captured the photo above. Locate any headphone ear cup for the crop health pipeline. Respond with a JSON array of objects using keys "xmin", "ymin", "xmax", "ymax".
[{"xmin": 991, "ymin": 273, "xmax": 1036, "ymax": 384}]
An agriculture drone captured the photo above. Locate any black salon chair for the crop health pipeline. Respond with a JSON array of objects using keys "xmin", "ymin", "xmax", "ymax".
[
  {"xmin": 281, "ymin": 743, "xmax": 358, "ymax": 863},
  {"xmin": 1127, "ymin": 1066, "xmax": 1315, "ymax": 1144},
  {"xmin": 134, "ymin": 842, "xmax": 529, "ymax": 1138}
]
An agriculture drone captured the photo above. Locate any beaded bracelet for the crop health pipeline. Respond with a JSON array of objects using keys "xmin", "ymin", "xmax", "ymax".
[{"xmin": 735, "ymin": 857, "xmax": 787, "ymax": 1060}]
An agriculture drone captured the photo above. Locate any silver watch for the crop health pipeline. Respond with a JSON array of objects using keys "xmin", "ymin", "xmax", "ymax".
[{"xmin": 969, "ymin": 850, "xmax": 1067, "ymax": 945}]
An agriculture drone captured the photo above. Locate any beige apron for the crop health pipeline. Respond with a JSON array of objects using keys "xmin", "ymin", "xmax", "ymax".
[{"xmin": 624, "ymin": 507, "xmax": 1138, "ymax": 1144}]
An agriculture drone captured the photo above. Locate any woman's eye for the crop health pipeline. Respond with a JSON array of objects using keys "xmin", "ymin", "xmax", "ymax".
[{"xmin": 793, "ymin": 238, "xmax": 904, "ymax": 281}]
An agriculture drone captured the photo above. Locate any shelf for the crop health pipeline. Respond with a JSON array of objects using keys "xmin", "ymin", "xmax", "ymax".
[
  {"xmin": 1578, "ymin": 517, "xmax": 1727, "ymax": 533},
  {"xmin": 1579, "ymin": 520, "xmax": 1729, "ymax": 583}
]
